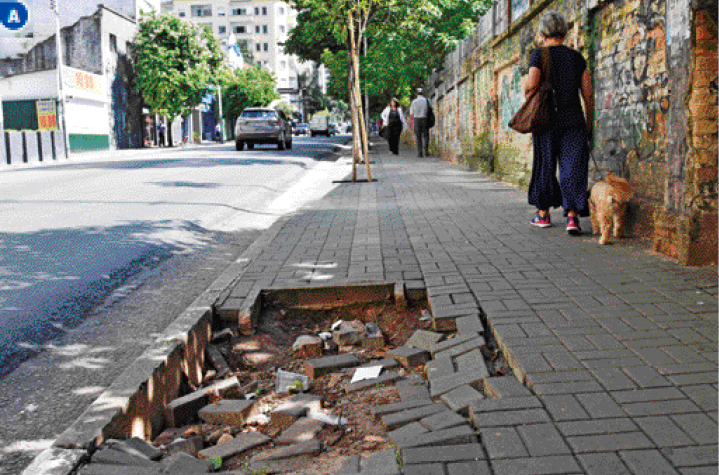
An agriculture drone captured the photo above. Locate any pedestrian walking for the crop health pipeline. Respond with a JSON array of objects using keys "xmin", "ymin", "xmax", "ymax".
[
  {"xmin": 157, "ymin": 122, "xmax": 166, "ymax": 147},
  {"xmin": 524, "ymin": 10, "xmax": 594, "ymax": 235},
  {"xmin": 409, "ymin": 88, "xmax": 431, "ymax": 157},
  {"xmin": 215, "ymin": 123, "xmax": 222, "ymax": 143},
  {"xmin": 380, "ymin": 98, "xmax": 407, "ymax": 155}
]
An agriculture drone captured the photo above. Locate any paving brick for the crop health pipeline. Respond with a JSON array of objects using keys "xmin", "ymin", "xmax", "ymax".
[
  {"xmin": 447, "ymin": 460, "xmax": 492, "ymax": 475},
  {"xmin": 388, "ymin": 346, "xmax": 431, "ymax": 368},
  {"xmin": 610, "ymin": 387, "xmax": 685, "ymax": 403},
  {"xmin": 472, "ymin": 408, "xmax": 551, "ymax": 428},
  {"xmin": 91, "ymin": 448, "xmax": 160, "ymax": 468},
  {"xmin": 198, "ymin": 399, "xmax": 255, "ymax": 426},
  {"xmin": 667, "ymin": 372, "xmax": 718, "ymax": 386},
  {"xmin": 661, "ymin": 445, "xmax": 719, "ymax": 467},
  {"xmin": 402, "ymin": 464, "xmax": 445, "ymax": 475},
  {"xmin": 517, "ymin": 423, "xmax": 572, "ymax": 456},
  {"xmin": 274, "ymin": 417, "xmax": 324, "ymax": 445},
  {"xmin": 633, "ymin": 416, "xmax": 696, "ymax": 447},
  {"xmin": 671, "ymin": 413, "xmax": 719, "ymax": 444},
  {"xmin": 371, "ymin": 399, "xmax": 436, "ymax": 417},
  {"xmin": 197, "ymin": 433, "xmax": 270, "ymax": 460},
  {"xmin": 345, "ymin": 371, "xmax": 403, "ymax": 392},
  {"xmin": 166, "ymin": 376, "xmax": 240, "ymax": 426},
  {"xmin": 590, "ymin": 368, "xmax": 638, "ymax": 390},
  {"xmin": 165, "ymin": 436, "xmax": 203, "ymax": 457},
  {"xmin": 401, "ymin": 443, "xmax": 486, "ymax": 465},
  {"xmin": 618, "ymin": 449, "xmax": 680, "ymax": 475},
  {"xmin": 677, "ymin": 468, "xmax": 718, "ymax": 475},
  {"xmin": 405, "ymin": 330, "xmax": 445, "ymax": 351},
  {"xmin": 358, "ymin": 358, "xmax": 400, "ymax": 370},
  {"xmin": 468, "ymin": 396, "xmax": 543, "ymax": 422},
  {"xmin": 456, "ymin": 315, "xmax": 485, "ymax": 334},
  {"xmin": 557, "ymin": 419, "xmax": 639, "ymax": 436},
  {"xmin": 577, "ymin": 453, "xmax": 632, "ymax": 475},
  {"xmin": 576, "ymin": 392, "xmax": 626, "ymax": 418},
  {"xmin": 430, "ymin": 369, "xmax": 489, "ymax": 397},
  {"xmin": 681, "ymin": 385, "xmax": 719, "ymax": 411},
  {"xmin": 491, "ymin": 455, "xmax": 581, "ymax": 475},
  {"xmin": 395, "ymin": 425, "xmax": 478, "ymax": 449},
  {"xmin": 161, "ymin": 451, "xmax": 214, "ymax": 473},
  {"xmin": 483, "ymin": 376, "xmax": 532, "ymax": 398},
  {"xmin": 430, "ymin": 334, "xmax": 481, "ymax": 356},
  {"xmin": 421, "ymin": 411, "xmax": 468, "ymax": 432},
  {"xmin": 250, "ymin": 440, "xmax": 321, "ymax": 461},
  {"xmin": 532, "ymin": 380, "xmax": 604, "ymax": 395},
  {"xmin": 621, "ymin": 399, "xmax": 702, "ymax": 416},
  {"xmin": 441, "ymin": 384, "xmax": 485, "ymax": 414},
  {"xmin": 77, "ymin": 465, "xmax": 159, "ymax": 475},
  {"xmin": 361, "ymin": 449, "xmax": 400, "ymax": 475},
  {"xmin": 525, "ymin": 370, "xmax": 596, "ymax": 385},
  {"xmin": 305, "ymin": 354, "xmax": 360, "ymax": 380},
  {"xmin": 623, "ymin": 366, "xmax": 672, "ymax": 388},
  {"xmin": 396, "ymin": 377, "xmax": 432, "ymax": 401},
  {"xmin": 382, "ymin": 403, "xmax": 449, "ymax": 430},
  {"xmin": 389, "ymin": 422, "xmax": 429, "ymax": 445},
  {"xmin": 566, "ymin": 432, "xmax": 655, "ymax": 452},
  {"xmin": 541, "ymin": 395, "xmax": 590, "ymax": 421},
  {"xmin": 434, "ymin": 338, "xmax": 486, "ymax": 360},
  {"xmin": 427, "ymin": 356, "xmax": 455, "ymax": 380},
  {"xmin": 480, "ymin": 426, "xmax": 529, "ymax": 459}
]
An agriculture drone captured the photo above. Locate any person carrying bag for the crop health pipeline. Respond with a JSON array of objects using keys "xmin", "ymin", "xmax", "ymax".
[{"xmin": 380, "ymin": 98, "xmax": 407, "ymax": 155}]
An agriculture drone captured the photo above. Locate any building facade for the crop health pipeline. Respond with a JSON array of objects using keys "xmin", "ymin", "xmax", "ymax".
[
  {"xmin": 160, "ymin": 0, "xmax": 321, "ymax": 112},
  {"xmin": 419, "ymin": 0, "xmax": 717, "ymax": 266}
]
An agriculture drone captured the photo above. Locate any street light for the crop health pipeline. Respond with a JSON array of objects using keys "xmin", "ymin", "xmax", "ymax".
[{"xmin": 51, "ymin": 0, "xmax": 70, "ymax": 158}]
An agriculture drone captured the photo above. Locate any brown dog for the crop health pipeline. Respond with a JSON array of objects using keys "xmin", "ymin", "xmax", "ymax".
[{"xmin": 588, "ymin": 173, "xmax": 633, "ymax": 245}]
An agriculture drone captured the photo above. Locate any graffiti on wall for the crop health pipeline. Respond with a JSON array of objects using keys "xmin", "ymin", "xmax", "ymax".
[{"xmin": 497, "ymin": 64, "xmax": 524, "ymax": 135}]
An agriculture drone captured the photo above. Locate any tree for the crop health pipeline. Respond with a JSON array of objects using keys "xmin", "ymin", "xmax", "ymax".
[
  {"xmin": 133, "ymin": 12, "xmax": 228, "ymax": 146},
  {"xmin": 222, "ymin": 67, "xmax": 280, "ymax": 131},
  {"xmin": 286, "ymin": 0, "xmax": 492, "ymax": 181}
]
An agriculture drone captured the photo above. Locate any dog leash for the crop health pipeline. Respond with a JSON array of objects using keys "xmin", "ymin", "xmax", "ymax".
[{"xmin": 588, "ymin": 143, "xmax": 605, "ymax": 181}]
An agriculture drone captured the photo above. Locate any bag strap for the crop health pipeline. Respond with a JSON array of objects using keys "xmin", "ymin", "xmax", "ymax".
[{"xmin": 540, "ymin": 47, "xmax": 554, "ymax": 90}]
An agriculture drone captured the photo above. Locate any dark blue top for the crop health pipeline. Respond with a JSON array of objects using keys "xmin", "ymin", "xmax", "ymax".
[{"xmin": 529, "ymin": 45, "xmax": 587, "ymax": 128}]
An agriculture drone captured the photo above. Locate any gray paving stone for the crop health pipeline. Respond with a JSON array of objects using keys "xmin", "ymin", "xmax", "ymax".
[
  {"xmin": 447, "ymin": 460, "xmax": 492, "ymax": 475},
  {"xmin": 91, "ymin": 448, "xmax": 160, "ymax": 468},
  {"xmin": 541, "ymin": 394, "xmax": 590, "ymax": 421},
  {"xmin": 105, "ymin": 437, "xmax": 162, "ymax": 461},
  {"xmin": 577, "ymin": 453, "xmax": 632, "ymax": 475},
  {"xmin": 621, "ymin": 399, "xmax": 702, "ymax": 416},
  {"xmin": 472, "ymin": 408, "xmax": 551, "ymax": 428},
  {"xmin": 305, "ymin": 354, "xmax": 360, "ymax": 380},
  {"xmin": 525, "ymin": 370, "xmax": 596, "ymax": 385},
  {"xmin": 557, "ymin": 419, "xmax": 639, "ymax": 436},
  {"xmin": 344, "ymin": 371, "xmax": 403, "ymax": 392},
  {"xmin": 483, "ymin": 376, "xmax": 533, "ymax": 398},
  {"xmin": 441, "ymin": 384, "xmax": 485, "ymax": 415},
  {"xmin": 389, "ymin": 422, "xmax": 429, "ymax": 445},
  {"xmin": 401, "ymin": 443, "xmax": 487, "ymax": 465},
  {"xmin": 420, "ymin": 411, "xmax": 468, "ymax": 432},
  {"xmin": 197, "ymin": 433, "xmax": 270, "ymax": 460},
  {"xmin": 660, "ymin": 445, "xmax": 719, "ymax": 467},
  {"xmin": 395, "ymin": 424, "xmax": 477, "ymax": 449},
  {"xmin": 610, "ymin": 387, "xmax": 685, "ymax": 403},
  {"xmin": 430, "ymin": 334, "xmax": 481, "ymax": 356},
  {"xmin": 250, "ymin": 440, "xmax": 321, "ymax": 462},
  {"xmin": 456, "ymin": 349, "xmax": 489, "ymax": 374},
  {"xmin": 426, "ymin": 355, "xmax": 455, "ymax": 380},
  {"xmin": 371, "ymin": 399, "xmax": 436, "ymax": 417},
  {"xmin": 396, "ymin": 377, "xmax": 431, "ymax": 401},
  {"xmin": 434, "ymin": 337, "xmax": 486, "ymax": 361},
  {"xmin": 430, "ymin": 369, "xmax": 489, "ymax": 397},
  {"xmin": 456, "ymin": 314, "xmax": 485, "ymax": 334},
  {"xmin": 618, "ymin": 449, "xmax": 680, "ymax": 475},
  {"xmin": 517, "ymin": 423, "xmax": 572, "ymax": 456},
  {"xmin": 162, "ymin": 451, "xmax": 214, "ymax": 473},
  {"xmin": 671, "ymin": 413, "xmax": 719, "ymax": 444},
  {"xmin": 405, "ymin": 330, "xmax": 445, "ymax": 351},
  {"xmin": 274, "ymin": 417, "xmax": 324, "ymax": 445},
  {"xmin": 198, "ymin": 399, "xmax": 255, "ymax": 426},
  {"xmin": 681, "ymin": 384, "xmax": 719, "ymax": 411},
  {"xmin": 575, "ymin": 392, "xmax": 627, "ymax": 418},
  {"xmin": 361, "ymin": 449, "xmax": 400, "ymax": 475},
  {"xmin": 358, "ymin": 358, "xmax": 399, "ymax": 370},
  {"xmin": 566, "ymin": 432, "xmax": 655, "ymax": 453},
  {"xmin": 480, "ymin": 426, "xmax": 529, "ymax": 459},
  {"xmin": 590, "ymin": 368, "xmax": 638, "ymax": 390},
  {"xmin": 623, "ymin": 366, "xmax": 672, "ymax": 388},
  {"xmin": 77, "ymin": 465, "xmax": 159, "ymax": 475},
  {"xmin": 402, "ymin": 464, "xmax": 445, "ymax": 475},
  {"xmin": 677, "ymin": 468, "xmax": 718, "ymax": 475},
  {"xmin": 667, "ymin": 372, "xmax": 718, "ymax": 386},
  {"xmin": 387, "ymin": 346, "xmax": 430, "ymax": 368},
  {"xmin": 491, "ymin": 455, "xmax": 581, "ymax": 475},
  {"xmin": 528, "ymin": 380, "xmax": 605, "ymax": 395},
  {"xmin": 381, "ymin": 403, "xmax": 449, "ymax": 430},
  {"xmin": 166, "ymin": 376, "xmax": 240, "ymax": 426},
  {"xmin": 633, "ymin": 416, "xmax": 696, "ymax": 447}
]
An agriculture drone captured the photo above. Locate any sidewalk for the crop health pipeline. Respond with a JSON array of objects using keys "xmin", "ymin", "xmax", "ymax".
[{"xmin": 217, "ymin": 140, "xmax": 718, "ymax": 474}]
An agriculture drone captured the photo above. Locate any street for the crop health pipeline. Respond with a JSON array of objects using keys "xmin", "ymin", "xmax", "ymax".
[{"xmin": 0, "ymin": 135, "xmax": 351, "ymax": 474}]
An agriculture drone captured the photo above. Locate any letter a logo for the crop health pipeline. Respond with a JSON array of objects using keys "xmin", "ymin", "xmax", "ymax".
[
  {"xmin": 0, "ymin": 1, "xmax": 30, "ymax": 33},
  {"xmin": 8, "ymin": 9, "xmax": 20, "ymax": 23}
]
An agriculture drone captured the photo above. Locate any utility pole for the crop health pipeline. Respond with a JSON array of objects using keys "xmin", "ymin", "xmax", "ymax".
[
  {"xmin": 52, "ymin": 0, "xmax": 70, "ymax": 158},
  {"xmin": 216, "ymin": 85, "xmax": 225, "ymax": 142}
]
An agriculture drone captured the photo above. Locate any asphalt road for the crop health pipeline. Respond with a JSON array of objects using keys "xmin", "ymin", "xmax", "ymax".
[{"xmin": 0, "ymin": 135, "xmax": 352, "ymax": 475}]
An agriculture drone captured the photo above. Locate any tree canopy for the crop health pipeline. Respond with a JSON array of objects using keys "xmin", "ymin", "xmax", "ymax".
[
  {"xmin": 221, "ymin": 67, "xmax": 280, "ymax": 126},
  {"xmin": 133, "ymin": 12, "xmax": 229, "ymax": 121}
]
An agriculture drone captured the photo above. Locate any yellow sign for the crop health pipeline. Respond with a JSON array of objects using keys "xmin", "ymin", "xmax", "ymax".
[
  {"xmin": 61, "ymin": 65, "xmax": 106, "ymax": 100},
  {"xmin": 36, "ymin": 100, "xmax": 57, "ymax": 130}
]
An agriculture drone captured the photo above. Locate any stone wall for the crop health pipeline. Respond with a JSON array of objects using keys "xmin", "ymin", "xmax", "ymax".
[{"xmin": 424, "ymin": 0, "xmax": 717, "ymax": 265}]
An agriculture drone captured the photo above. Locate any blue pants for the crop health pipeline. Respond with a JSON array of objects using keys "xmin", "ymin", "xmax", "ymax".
[{"xmin": 528, "ymin": 126, "xmax": 589, "ymax": 217}]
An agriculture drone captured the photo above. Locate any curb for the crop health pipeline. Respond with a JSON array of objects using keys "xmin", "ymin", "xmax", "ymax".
[{"xmin": 20, "ymin": 146, "xmax": 355, "ymax": 475}]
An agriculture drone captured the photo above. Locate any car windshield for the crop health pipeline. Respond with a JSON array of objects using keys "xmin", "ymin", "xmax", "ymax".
[{"xmin": 241, "ymin": 110, "xmax": 277, "ymax": 119}]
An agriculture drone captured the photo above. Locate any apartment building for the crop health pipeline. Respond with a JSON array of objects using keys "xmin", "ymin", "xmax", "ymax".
[{"xmin": 160, "ymin": 0, "xmax": 318, "ymax": 111}]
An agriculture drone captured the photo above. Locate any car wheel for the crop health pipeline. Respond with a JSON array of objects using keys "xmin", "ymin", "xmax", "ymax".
[
  {"xmin": 278, "ymin": 132, "xmax": 286, "ymax": 150},
  {"xmin": 235, "ymin": 140, "xmax": 244, "ymax": 151},
  {"xmin": 247, "ymin": 143, "xmax": 254, "ymax": 150}
]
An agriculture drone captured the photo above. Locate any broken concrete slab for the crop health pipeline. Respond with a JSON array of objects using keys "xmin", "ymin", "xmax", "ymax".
[
  {"xmin": 105, "ymin": 437, "xmax": 162, "ymax": 461},
  {"xmin": 197, "ymin": 432, "xmax": 270, "ymax": 461},
  {"xmin": 91, "ymin": 448, "xmax": 160, "ymax": 467},
  {"xmin": 405, "ymin": 330, "xmax": 445, "ymax": 351},
  {"xmin": 207, "ymin": 345, "xmax": 230, "ymax": 378},
  {"xmin": 275, "ymin": 417, "xmax": 324, "ymax": 445},
  {"xmin": 250, "ymin": 440, "xmax": 322, "ymax": 462},
  {"xmin": 387, "ymin": 347, "xmax": 430, "ymax": 368},
  {"xmin": 381, "ymin": 403, "xmax": 449, "ymax": 430},
  {"xmin": 395, "ymin": 424, "xmax": 477, "ymax": 449},
  {"xmin": 21, "ymin": 448, "xmax": 87, "ymax": 475},
  {"xmin": 305, "ymin": 354, "xmax": 360, "ymax": 380},
  {"xmin": 199, "ymin": 399, "xmax": 255, "ymax": 426},
  {"xmin": 166, "ymin": 376, "xmax": 240, "ymax": 427}
]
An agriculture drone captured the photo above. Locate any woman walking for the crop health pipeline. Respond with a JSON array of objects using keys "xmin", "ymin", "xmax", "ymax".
[
  {"xmin": 381, "ymin": 98, "xmax": 407, "ymax": 155},
  {"xmin": 525, "ymin": 11, "xmax": 594, "ymax": 234}
]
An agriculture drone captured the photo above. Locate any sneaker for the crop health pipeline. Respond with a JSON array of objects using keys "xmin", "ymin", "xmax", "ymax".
[
  {"xmin": 531, "ymin": 212, "xmax": 551, "ymax": 228},
  {"xmin": 566, "ymin": 216, "xmax": 581, "ymax": 235}
]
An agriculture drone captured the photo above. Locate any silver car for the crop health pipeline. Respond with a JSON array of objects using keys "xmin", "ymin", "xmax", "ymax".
[{"xmin": 235, "ymin": 108, "xmax": 293, "ymax": 151}]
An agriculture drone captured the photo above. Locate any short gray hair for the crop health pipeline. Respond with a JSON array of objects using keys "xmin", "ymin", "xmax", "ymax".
[{"xmin": 538, "ymin": 11, "xmax": 568, "ymax": 39}]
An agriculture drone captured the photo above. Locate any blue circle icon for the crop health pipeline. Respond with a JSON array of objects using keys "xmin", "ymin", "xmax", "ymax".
[{"xmin": 1, "ymin": 2, "xmax": 30, "ymax": 31}]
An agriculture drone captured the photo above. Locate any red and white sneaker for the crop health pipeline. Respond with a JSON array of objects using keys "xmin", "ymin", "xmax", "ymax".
[
  {"xmin": 566, "ymin": 216, "xmax": 581, "ymax": 235},
  {"xmin": 531, "ymin": 212, "xmax": 551, "ymax": 228}
]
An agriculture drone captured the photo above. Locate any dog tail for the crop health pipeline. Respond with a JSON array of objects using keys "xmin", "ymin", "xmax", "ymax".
[{"xmin": 606, "ymin": 173, "xmax": 634, "ymax": 200}]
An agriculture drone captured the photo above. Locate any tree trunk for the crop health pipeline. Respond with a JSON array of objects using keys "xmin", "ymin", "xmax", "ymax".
[
  {"xmin": 348, "ymin": 10, "xmax": 371, "ymax": 181},
  {"xmin": 348, "ymin": 53, "xmax": 358, "ymax": 181}
]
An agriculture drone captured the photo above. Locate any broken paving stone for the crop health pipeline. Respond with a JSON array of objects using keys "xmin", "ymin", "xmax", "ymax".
[
  {"xmin": 483, "ymin": 375, "xmax": 532, "ymax": 398},
  {"xmin": 387, "ymin": 347, "xmax": 430, "ymax": 368},
  {"xmin": 389, "ymin": 421, "xmax": 430, "ymax": 445},
  {"xmin": 250, "ymin": 440, "xmax": 322, "ymax": 462},
  {"xmin": 429, "ymin": 369, "xmax": 489, "ymax": 398},
  {"xmin": 91, "ymin": 448, "xmax": 159, "ymax": 468},
  {"xmin": 440, "ymin": 384, "xmax": 485, "ymax": 415},
  {"xmin": 429, "ymin": 334, "xmax": 480, "ymax": 356},
  {"xmin": 345, "ymin": 371, "xmax": 403, "ymax": 393},
  {"xmin": 165, "ymin": 436, "xmax": 203, "ymax": 457},
  {"xmin": 396, "ymin": 377, "xmax": 431, "ymax": 401},
  {"xmin": 271, "ymin": 394, "xmax": 323, "ymax": 430},
  {"xmin": 197, "ymin": 432, "xmax": 270, "ymax": 461},
  {"xmin": 405, "ymin": 330, "xmax": 445, "ymax": 351},
  {"xmin": 361, "ymin": 449, "xmax": 401, "ymax": 475},
  {"xmin": 420, "ymin": 411, "xmax": 467, "ymax": 432},
  {"xmin": 198, "ymin": 399, "xmax": 255, "ymax": 426},
  {"xmin": 333, "ymin": 320, "xmax": 365, "ymax": 346},
  {"xmin": 358, "ymin": 358, "xmax": 399, "ymax": 370},
  {"xmin": 371, "ymin": 399, "xmax": 437, "ymax": 417},
  {"xmin": 105, "ymin": 437, "xmax": 163, "ymax": 461},
  {"xmin": 207, "ymin": 345, "xmax": 230, "ymax": 378},
  {"xmin": 162, "ymin": 451, "xmax": 215, "ymax": 473},
  {"xmin": 305, "ymin": 353, "xmax": 360, "ymax": 380},
  {"xmin": 274, "ymin": 417, "xmax": 324, "ymax": 445},
  {"xmin": 381, "ymin": 403, "xmax": 449, "ymax": 430},
  {"xmin": 77, "ymin": 465, "xmax": 158, "ymax": 475},
  {"xmin": 426, "ymin": 356, "xmax": 455, "ymax": 381},
  {"xmin": 292, "ymin": 335, "xmax": 323, "ymax": 359},
  {"xmin": 394, "ymin": 425, "xmax": 477, "ymax": 450},
  {"xmin": 166, "ymin": 376, "xmax": 240, "ymax": 427}
]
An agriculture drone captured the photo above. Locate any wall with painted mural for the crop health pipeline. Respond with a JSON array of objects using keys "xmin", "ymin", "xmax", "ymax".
[{"xmin": 424, "ymin": 0, "xmax": 717, "ymax": 265}]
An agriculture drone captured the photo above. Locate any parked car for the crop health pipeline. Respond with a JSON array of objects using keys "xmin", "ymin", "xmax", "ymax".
[
  {"xmin": 235, "ymin": 108, "xmax": 293, "ymax": 151},
  {"xmin": 328, "ymin": 123, "xmax": 340, "ymax": 136},
  {"xmin": 294, "ymin": 123, "xmax": 310, "ymax": 136},
  {"xmin": 310, "ymin": 116, "xmax": 330, "ymax": 137}
]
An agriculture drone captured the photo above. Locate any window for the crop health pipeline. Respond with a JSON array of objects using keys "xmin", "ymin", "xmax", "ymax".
[
  {"xmin": 279, "ymin": 7, "xmax": 285, "ymax": 14},
  {"xmin": 256, "ymin": 43, "xmax": 261, "ymax": 52},
  {"xmin": 234, "ymin": 25, "xmax": 246, "ymax": 33},
  {"xmin": 191, "ymin": 5, "xmax": 212, "ymax": 17},
  {"xmin": 178, "ymin": 11, "xmax": 186, "ymax": 17},
  {"xmin": 255, "ymin": 7, "xmax": 260, "ymax": 15},
  {"xmin": 219, "ymin": 26, "xmax": 226, "ymax": 34},
  {"xmin": 109, "ymin": 33, "xmax": 117, "ymax": 53},
  {"xmin": 263, "ymin": 43, "xmax": 269, "ymax": 51},
  {"xmin": 262, "ymin": 7, "xmax": 267, "ymax": 15},
  {"xmin": 218, "ymin": 7, "xmax": 225, "ymax": 17},
  {"xmin": 232, "ymin": 8, "xmax": 246, "ymax": 15},
  {"xmin": 262, "ymin": 25, "xmax": 268, "ymax": 34}
]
